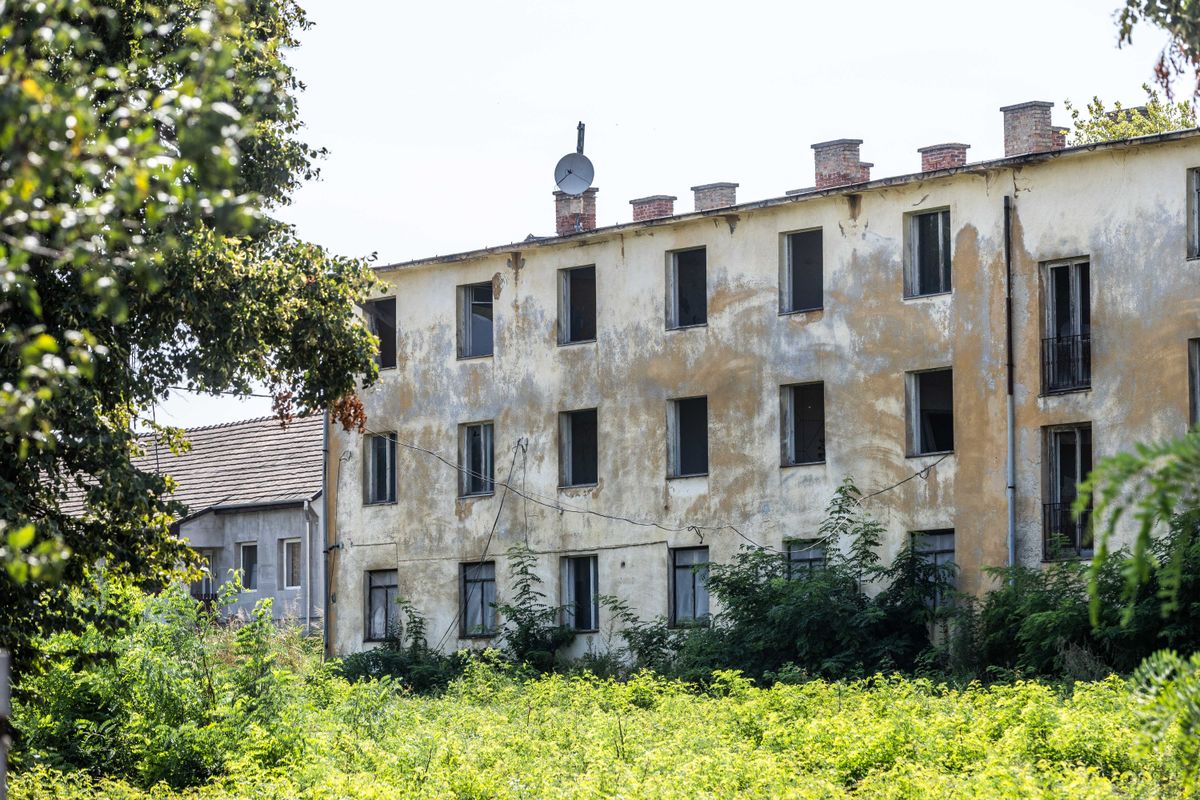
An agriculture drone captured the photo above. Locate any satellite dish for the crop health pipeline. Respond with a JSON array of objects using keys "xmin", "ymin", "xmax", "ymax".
[{"xmin": 554, "ymin": 122, "xmax": 594, "ymax": 196}]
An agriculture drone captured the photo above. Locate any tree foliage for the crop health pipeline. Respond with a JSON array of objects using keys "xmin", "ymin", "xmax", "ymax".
[
  {"xmin": 1065, "ymin": 85, "xmax": 1196, "ymax": 144},
  {"xmin": 0, "ymin": 0, "xmax": 379, "ymax": 672},
  {"xmin": 1119, "ymin": 0, "xmax": 1200, "ymax": 97}
]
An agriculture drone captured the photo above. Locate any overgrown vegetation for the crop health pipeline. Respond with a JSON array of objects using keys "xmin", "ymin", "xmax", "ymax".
[{"xmin": 1065, "ymin": 85, "xmax": 1197, "ymax": 144}]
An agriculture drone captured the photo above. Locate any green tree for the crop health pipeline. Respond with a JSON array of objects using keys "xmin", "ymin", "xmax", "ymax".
[
  {"xmin": 1065, "ymin": 85, "xmax": 1196, "ymax": 144},
  {"xmin": 1118, "ymin": 1, "xmax": 1200, "ymax": 97},
  {"xmin": 1, "ymin": 0, "xmax": 379, "ymax": 673}
]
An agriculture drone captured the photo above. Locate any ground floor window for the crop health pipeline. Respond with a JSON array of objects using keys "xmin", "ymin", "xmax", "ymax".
[
  {"xmin": 671, "ymin": 547, "xmax": 710, "ymax": 626},
  {"xmin": 562, "ymin": 555, "xmax": 598, "ymax": 631},
  {"xmin": 366, "ymin": 570, "xmax": 398, "ymax": 641},
  {"xmin": 462, "ymin": 561, "xmax": 497, "ymax": 637}
]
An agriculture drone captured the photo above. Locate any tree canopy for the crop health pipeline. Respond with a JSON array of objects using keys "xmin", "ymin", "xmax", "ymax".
[
  {"xmin": 1065, "ymin": 86, "xmax": 1196, "ymax": 145},
  {"xmin": 1, "ymin": 0, "xmax": 379, "ymax": 671}
]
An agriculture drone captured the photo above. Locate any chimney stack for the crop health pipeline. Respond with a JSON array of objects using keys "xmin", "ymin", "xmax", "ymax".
[
  {"xmin": 1000, "ymin": 101, "xmax": 1067, "ymax": 156},
  {"xmin": 629, "ymin": 195, "xmax": 676, "ymax": 222},
  {"xmin": 554, "ymin": 187, "xmax": 598, "ymax": 236},
  {"xmin": 918, "ymin": 143, "xmax": 970, "ymax": 172},
  {"xmin": 691, "ymin": 182, "xmax": 739, "ymax": 211},
  {"xmin": 812, "ymin": 139, "xmax": 872, "ymax": 189}
]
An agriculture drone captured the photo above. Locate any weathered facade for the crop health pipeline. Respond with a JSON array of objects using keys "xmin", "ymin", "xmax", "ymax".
[{"xmin": 327, "ymin": 103, "xmax": 1200, "ymax": 657}]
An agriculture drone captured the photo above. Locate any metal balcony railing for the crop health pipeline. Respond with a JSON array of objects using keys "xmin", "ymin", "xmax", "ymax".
[
  {"xmin": 1043, "ymin": 501, "xmax": 1094, "ymax": 560},
  {"xmin": 1042, "ymin": 334, "xmax": 1091, "ymax": 393}
]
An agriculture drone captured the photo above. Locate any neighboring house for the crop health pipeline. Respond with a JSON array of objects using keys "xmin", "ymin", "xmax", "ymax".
[
  {"xmin": 140, "ymin": 415, "xmax": 325, "ymax": 628},
  {"xmin": 326, "ymin": 100, "xmax": 1200, "ymax": 657}
]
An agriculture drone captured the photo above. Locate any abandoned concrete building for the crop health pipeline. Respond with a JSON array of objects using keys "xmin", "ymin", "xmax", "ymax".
[{"xmin": 325, "ymin": 101, "xmax": 1200, "ymax": 656}]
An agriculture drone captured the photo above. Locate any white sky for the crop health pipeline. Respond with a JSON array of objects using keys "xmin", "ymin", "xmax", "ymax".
[{"xmin": 158, "ymin": 0, "xmax": 1172, "ymax": 428}]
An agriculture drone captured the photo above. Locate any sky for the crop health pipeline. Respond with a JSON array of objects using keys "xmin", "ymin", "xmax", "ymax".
[{"xmin": 156, "ymin": 0, "xmax": 1173, "ymax": 428}]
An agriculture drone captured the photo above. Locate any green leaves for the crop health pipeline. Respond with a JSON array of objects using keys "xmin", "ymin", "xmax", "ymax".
[{"xmin": 1064, "ymin": 85, "xmax": 1196, "ymax": 145}]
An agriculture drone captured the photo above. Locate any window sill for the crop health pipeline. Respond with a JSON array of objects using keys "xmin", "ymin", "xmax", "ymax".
[
  {"xmin": 666, "ymin": 323, "xmax": 708, "ymax": 331},
  {"xmin": 1042, "ymin": 553, "xmax": 1094, "ymax": 563},
  {"xmin": 460, "ymin": 633, "xmax": 497, "ymax": 640},
  {"xmin": 456, "ymin": 353, "xmax": 494, "ymax": 362},
  {"xmin": 667, "ymin": 472, "xmax": 709, "ymax": 480},
  {"xmin": 458, "ymin": 491, "xmax": 496, "ymax": 499},
  {"xmin": 907, "ymin": 450, "xmax": 953, "ymax": 459},
  {"xmin": 376, "ymin": 365, "xmax": 397, "ymax": 371},
  {"xmin": 558, "ymin": 482, "xmax": 598, "ymax": 491},
  {"xmin": 557, "ymin": 338, "xmax": 597, "ymax": 347},
  {"xmin": 1040, "ymin": 386, "xmax": 1092, "ymax": 397},
  {"xmin": 902, "ymin": 290, "xmax": 952, "ymax": 301},
  {"xmin": 283, "ymin": 585, "xmax": 302, "ymax": 591},
  {"xmin": 363, "ymin": 499, "xmax": 397, "ymax": 507},
  {"xmin": 779, "ymin": 306, "xmax": 823, "ymax": 317},
  {"xmin": 782, "ymin": 459, "xmax": 826, "ymax": 468},
  {"xmin": 571, "ymin": 628, "xmax": 600, "ymax": 634}
]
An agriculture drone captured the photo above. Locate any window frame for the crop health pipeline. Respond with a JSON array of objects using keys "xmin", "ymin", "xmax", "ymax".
[
  {"xmin": 460, "ymin": 561, "xmax": 498, "ymax": 638},
  {"xmin": 456, "ymin": 281, "xmax": 494, "ymax": 359},
  {"xmin": 911, "ymin": 529, "xmax": 956, "ymax": 609},
  {"xmin": 190, "ymin": 548, "xmax": 218, "ymax": 598},
  {"xmin": 282, "ymin": 538, "xmax": 302, "ymax": 590},
  {"xmin": 780, "ymin": 227, "xmax": 824, "ymax": 314},
  {"xmin": 907, "ymin": 368, "xmax": 955, "ymax": 457},
  {"xmin": 1042, "ymin": 423, "xmax": 1095, "ymax": 561},
  {"xmin": 364, "ymin": 296, "xmax": 397, "ymax": 370},
  {"xmin": 559, "ymin": 407, "xmax": 599, "ymax": 489},
  {"xmin": 561, "ymin": 555, "xmax": 599, "ymax": 632},
  {"xmin": 1041, "ymin": 257, "xmax": 1092, "ymax": 395},
  {"xmin": 558, "ymin": 265, "xmax": 597, "ymax": 346},
  {"xmin": 458, "ymin": 421, "xmax": 495, "ymax": 497},
  {"xmin": 1189, "ymin": 168, "xmax": 1200, "ymax": 260},
  {"xmin": 669, "ymin": 546, "xmax": 710, "ymax": 628},
  {"xmin": 785, "ymin": 538, "xmax": 826, "ymax": 577},
  {"xmin": 364, "ymin": 569, "xmax": 399, "ymax": 642},
  {"xmin": 781, "ymin": 382, "xmax": 826, "ymax": 466},
  {"xmin": 363, "ymin": 432, "xmax": 397, "ymax": 505},
  {"xmin": 904, "ymin": 207, "xmax": 952, "ymax": 298},
  {"xmin": 1189, "ymin": 338, "xmax": 1199, "ymax": 429},
  {"xmin": 665, "ymin": 246, "xmax": 708, "ymax": 330},
  {"xmin": 667, "ymin": 396, "xmax": 709, "ymax": 479},
  {"xmin": 238, "ymin": 542, "xmax": 258, "ymax": 592}
]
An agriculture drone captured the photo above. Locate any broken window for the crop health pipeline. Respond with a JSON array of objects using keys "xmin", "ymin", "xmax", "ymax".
[
  {"xmin": 785, "ymin": 539, "xmax": 826, "ymax": 577},
  {"xmin": 782, "ymin": 382, "xmax": 825, "ymax": 465},
  {"xmin": 784, "ymin": 229, "xmax": 823, "ymax": 313},
  {"xmin": 282, "ymin": 539, "xmax": 302, "ymax": 589},
  {"xmin": 458, "ymin": 282, "xmax": 494, "ymax": 358},
  {"xmin": 239, "ymin": 543, "xmax": 258, "ymax": 591},
  {"xmin": 459, "ymin": 421, "xmax": 494, "ymax": 496},
  {"xmin": 364, "ymin": 297, "xmax": 397, "ymax": 369},
  {"xmin": 912, "ymin": 529, "xmax": 956, "ymax": 608},
  {"xmin": 364, "ymin": 433, "xmax": 396, "ymax": 504},
  {"xmin": 671, "ymin": 547, "xmax": 710, "ymax": 626},
  {"xmin": 559, "ymin": 265, "xmax": 597, "ymax": 344},
  {"xmin": 366, "ymin": 569, "xmax": 398, "ymax": 641},
  {"xmin": 668, "ymin": 248, "xmax": 707, "ymax": 328},
  {"xmin": 560, "ymin": 408, "xmax": 598, "ymax": 487},
  {"xmin": 1189, "ymin": 338, "xmax": 1199, "ymax": 428},
  {"xmin": 461, "ymin": 561, "xmax": 497, "ymax": 636},
  {"xmin": 562, "ymin": 555, "xmax": 598, "ymax": 631},
  {"xmin": 908, "ymin": 209, "xmax": 951, "ymax": 296},
  {"xmin": 1043, "ymin": 425, "xmax": 1094, "ymax": 560},
  {"xmin": 1042, "ymin": 259, "xmax": 1091, "ymax": 393},
  {"xmin": 668, "ymin": 396, "xmax": 708, "ymax": 477},
  {"xmin": 910, "ymin": 369, "xmax": 954, "ymax": 455}
]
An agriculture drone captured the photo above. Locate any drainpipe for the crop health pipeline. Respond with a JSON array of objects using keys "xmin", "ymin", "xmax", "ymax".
[
  {"xmin": 303, "ymin": 499, "xmax": 313, "ymax": 636},
  {"xmin": 321, "ymin": 410, "xmax": 331, "ymax": 660},
  {"xmin": 1004, "ymin": 195, "xmax": 1017, "ymax": 569}
]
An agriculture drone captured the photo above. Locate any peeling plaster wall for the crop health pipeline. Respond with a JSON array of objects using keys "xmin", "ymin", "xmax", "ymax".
[{"xmin": 329, "ymin": 137, "xmax": 1200, "ymax": 656}]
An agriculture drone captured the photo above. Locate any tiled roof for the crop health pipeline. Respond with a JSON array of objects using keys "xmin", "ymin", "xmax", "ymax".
[{"xmin": 132, "ymin": 414, "xmax": 325, "ymax": 516}]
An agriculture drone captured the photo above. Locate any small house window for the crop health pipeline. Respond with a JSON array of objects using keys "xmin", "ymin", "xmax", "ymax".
[
  {"xmin": 912, "ymin": 529, "xmax": 955, "ymax": 608},
  {"xmin": 364, "ymin": 297, "xmax": 397, "ymax": 369},
  {"xmin": 559, "ymin": 265, "xmax": 597, "ymax": 344},
  {"xmin": 785, "ymin": 539, "xmax": 826, "ymax": 576},
  {"xmin": 1042, "ymin": 259, "xmax": 1091, "ymax": 393},
  {"xmin": 560, "ymin": 408, "xmax": 598, "ymax": 487},
  {"xmin": 782, "ymin": 382, "xmax": 825, "ymax": 465},
  {"xmin": 783, "ymin": 229, "xmax": 823, "ymax": 313},
  {"xmin": 282, "ymin": 539, "xmax": 302, "ymax": 590},
  {"xmin": 1189, "ymin": 338, "xmax": 1199, "ymax": 428},
  {"xmin": 458, "ymin": 282, "xmax": 494, "ymax": 358},
  {"xmin": 668, "ymin": 396, "xmax": 708, "ymax": 478},
  {"xmin": 364, "ymin": 433, "xmax": 396, "ymax": 504},
  {"xmin": 239, "ymin": 543, "xmax": 258, "ymax": 591},
  {"xmin": 909, "ymin": 369, "xmax": 954, "ymax": 455},
  {"xmin": 459, "ymin": 422, "xmax": 494, "ymax": 496},
  {"xmin": 671, "ymin": 547, "xmax": 710, "ymax": 626},
  {"xmin": 1044, "ymin": 424, "xmax": 1094, "ymax": 560},
  {"xmin": 668, "ymin": 248, "xmax": 707, "ymax": 328},
  {"xmin": 562, "ymin": 555, "xmax": 598, "ymax": 631},
  {"xmin": 461, "ymin": 561, "xmax": 497, "ymax": 637},
  {"xmin": 190, "ymin": 549, "xmax": 217, "ymax": 599},
  {"xmin": 907, "ymin": 209, "xmax": 951, "ymax": 296},
  {"xmin": 365, "ymin": 569, "xmax": 398, "ymax": 641}
]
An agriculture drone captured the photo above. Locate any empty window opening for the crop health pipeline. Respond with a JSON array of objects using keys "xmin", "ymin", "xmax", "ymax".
[
  {"xmin": 1189, "ymin": 338, "xmax": 1199, "ymax": 428},
  {"xmin": 364, "ymin": 433, "xmax": 396, "ymax": 504},
  {"xmin": 459, "ymin": 422, "xmax": 495, "ymax": 496},
  {"xmin": 668, "ymin": 248, "xmax": 707, "ymax": 328},
  {"xmin": 1043, "ymin": 259, "xmax": 1091, "ymax": 393},
  {"xmin": 908, "ymin": 209, "xmax": 951, "ymax": 296},
  {"xmin": 560, "ymin": 408, "xmax": 598, "ymax": 487},
  {"xmin": 562, "ymin": 555, "xmax": 599, "ymax": 631},
  {"xmin": 282, "ymin": 539, "xmax": 302, "ymax": 590},
  {"xmin": 559, "ymin": 265, "xmax": 597, "ymax": 344},
  {"xmin": 669, "ymin": 396, "xmax": 708, "ymax": 477},
  {"xmin": 458, "ymin": 282, "xmax": 494, "ymax": 358},
  {"xmin": 462, "ymin": 561, "xmax": 497, "ymax": 637},
  {"xmin": 1044, "ymin": 425, "xmax": 1094, "ymax": 560},
  {"xmin": 784, "ymin": 229, "xmax": 823, "ymax": 312},
  {"xmin": 782, "ymin": 383, "xmax": 825, "ymax": 465},
  {"xmin": 671, "ymin": 547, "xmax": 710, "ymax": 626},
  {"xmin": 239, "ymin": 543, "xmax": 258, "ymax": 591},
  {"xmin": 912, "ymin": 529, "xmax": 956, "ymax": 608},
  {"xmin": 364, "ymin": 297, "xmax": 397, "ymax": 369},
  {"xmin": 910, "ymin": 369, "xmax": 954, "ymax": 455},
  {"xmin": 366, "ymin": 570, "xmax": 398, "ymax": 641},
  {"xmin": 786, "ymin": 539, "xmax": 826, "ymax": 577}
]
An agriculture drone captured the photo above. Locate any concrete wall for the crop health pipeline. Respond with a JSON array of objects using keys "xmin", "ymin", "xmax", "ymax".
[
  {"xmin": 329, "ymin": 135, "xmax": 1200, "ymax": 656},
  {"xmin": 179, "ymin": 502, "xmax": 323, "ymax": 626}
]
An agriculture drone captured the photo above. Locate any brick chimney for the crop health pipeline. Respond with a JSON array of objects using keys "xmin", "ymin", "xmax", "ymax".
[
  {"xmin": 630, "ymin": 195, "xmax": 676, "ymax": 222},
  {"xmin": 918, "ymin": 143, "xmax": 970, "ymax": 172},
  {"xmin": 554, "ymin": 187, "xmax": 598, "ymax": 236},
  {"xmin": 1000, "ymin": 101, "xmax": 1067, "ymax": 156},
  {"xmin": 812, "ymin": 139, "xmax": 872, "ymax": 189},
  {"xmin": 691, "ymin": 182, "xmax": 738, "ymax": 211}
]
